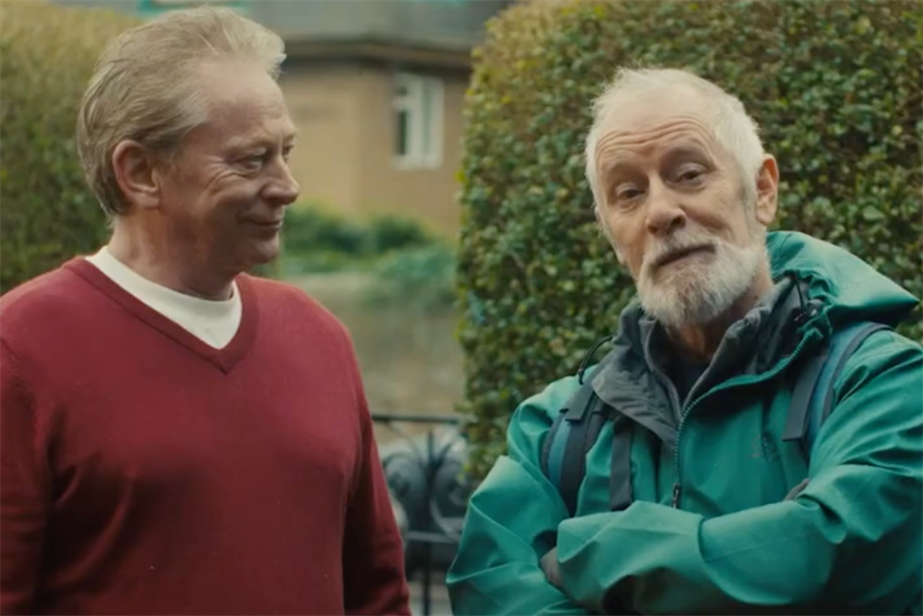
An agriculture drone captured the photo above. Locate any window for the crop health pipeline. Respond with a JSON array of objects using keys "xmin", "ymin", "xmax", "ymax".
[{"xmin": 393, "ymin": 73, "xmax": 444, "ymax": 169}]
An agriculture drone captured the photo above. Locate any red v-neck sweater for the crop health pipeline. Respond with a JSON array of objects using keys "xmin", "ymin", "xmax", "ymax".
[{"xmin": 0, "ymin": 259, "xmax": 410, "ymax": 616}]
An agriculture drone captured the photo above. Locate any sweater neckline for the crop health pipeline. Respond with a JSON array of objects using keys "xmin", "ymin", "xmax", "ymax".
[{"xmin": 64, "ymin": 257, "xmax": 258, "ymax": 374}]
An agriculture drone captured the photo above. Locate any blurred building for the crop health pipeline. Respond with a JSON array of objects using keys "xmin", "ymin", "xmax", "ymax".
[{"xmin": 56, "ymin": 0, "xmax": 513, "ymax": 237}]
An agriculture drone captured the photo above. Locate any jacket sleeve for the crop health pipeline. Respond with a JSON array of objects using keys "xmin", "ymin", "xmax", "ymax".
[
  {"xmin": 446, "ymin": 376, "xmax": 594, "ymax": 616},
  {"xmin": 1, "ymin": 340, "xmax": 49, "ymax": 615},
  {"xmin": 340, "ymin": 335, "xmax": 411, "ymax": 616},
  {"xmin": 555, "ymin": 331, "xmax": 923, "ymax": 614}
]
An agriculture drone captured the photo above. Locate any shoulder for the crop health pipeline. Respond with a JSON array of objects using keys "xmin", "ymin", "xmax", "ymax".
[
  {"xmin": 505, "ymin": 372, "xmax": 582, "ymax": 461},
  {"xmin": 513, "ymin": 373, "xmax": 582, "ymax": 426},
  {"xmin": 239, "ymin": 275, "xmax": 352, "ymax": 352},
  {"xmin": 834, "ymin": 323, "xmax": 922, "ymax": 413},
  {"xmin": 1, "ymin": 261, "xmax": 87, "ymax": 312},
  {"xmin": 839, "ymin": 325, "xmax": 922, "ymax": 377},
  {"xmin": 242, "ymin": 275, "xmax": 350, "ymax": 337},
  {"xmin": 0, "ymin": 262, "xmax": 95, "ymax": 347}
]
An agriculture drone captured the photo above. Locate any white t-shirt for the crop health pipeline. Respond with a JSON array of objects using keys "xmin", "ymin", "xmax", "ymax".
[{"xmin": 85, "ymin": 247, "xmax": 242, "ymax": 349}]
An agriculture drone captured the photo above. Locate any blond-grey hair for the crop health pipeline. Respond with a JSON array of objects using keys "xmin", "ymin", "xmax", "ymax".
[
  {"xmin": 76, "ymin": 6, "xmax": 286, "ymax": 217},
  {"xmin": 584, "ymin": 67, "xmax": 765, "ymax": 214}
]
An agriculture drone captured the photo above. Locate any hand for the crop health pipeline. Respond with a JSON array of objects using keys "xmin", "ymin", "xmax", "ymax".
[
  {"xmin": 543, "ymin": 548, "xmax": 609, "ymax": 614},
  {"xmin": 784, "ymin": 478, "xmax": 809, "ymax": 501},
  {"xmin": 541, "ymin": 547, "xmax": 563, "ymax": 589}
]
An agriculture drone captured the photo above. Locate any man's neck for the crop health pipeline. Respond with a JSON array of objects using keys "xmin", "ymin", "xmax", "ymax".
[
  {"xmin": 667, "ymin": 267, "xmax": 775, "ymax": 362},
  {"xmin": 107, "ymin": 222, "xmax": 236, "ymax": 301}
]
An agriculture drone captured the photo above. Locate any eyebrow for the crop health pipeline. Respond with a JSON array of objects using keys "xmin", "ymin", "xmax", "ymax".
[
  {"xmin": 227, "ymin": 129, "xmax": 298, "ymax": 153},
  {"xmin": 662, "ymin": 144, "xmax": 709, "ymax": 162},
  {"xmin": 599, "ymin": 156, "xmax": 632, "ymax": 180},
  {"xmin": 596, "ymin": 138, "xmax": 713, "ymax": 181}
]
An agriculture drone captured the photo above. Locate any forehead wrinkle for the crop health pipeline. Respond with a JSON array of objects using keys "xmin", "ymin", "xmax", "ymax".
[
  {"xmin": 595, "ymin": 117, "xmax": 718, "ymax": 175},
  {"xmin": 597, "ymin": 114, "xmax": 713, "ymax": 151},
  {"xmin": 210, "ymin": 95, "xmax": 287, "ymax": 128}
]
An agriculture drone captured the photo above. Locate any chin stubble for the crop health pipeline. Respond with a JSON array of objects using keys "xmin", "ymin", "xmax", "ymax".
[{"xmin": 637, "ymin": 239, "xmax": 765, "ymax": 329}]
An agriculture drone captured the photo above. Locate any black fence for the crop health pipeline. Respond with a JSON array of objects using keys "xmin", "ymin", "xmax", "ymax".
[{"xmin": 373, "ymin": 413, "xmax": 470, "ymax": 616}]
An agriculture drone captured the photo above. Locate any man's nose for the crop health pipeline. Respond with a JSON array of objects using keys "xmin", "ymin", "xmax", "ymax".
[
  {"xmin": 267, "ymin": 162, "xmax": 300, "ymax": 207},
  {"xmin": 645, "ymin": 178, "xmax": 686, "ymax": 237}
]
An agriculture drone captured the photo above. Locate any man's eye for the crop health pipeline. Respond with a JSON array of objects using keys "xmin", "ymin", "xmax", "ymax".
[
  {"xmin": 240, "ymin": 154, "xmax": 265, "ymax": 170},
  {"xmin": 677, "ymin": 167, "xmax": 704, "ymax": 182},
  {"xmin": 616, "ymin": 186, "xmax": 643, "ymax": 201}
]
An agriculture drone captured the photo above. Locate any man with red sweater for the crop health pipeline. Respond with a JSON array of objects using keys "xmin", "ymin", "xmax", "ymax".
[{"xmin": 0, "ymin": 7, "xmax": 410, "ymax": 615}]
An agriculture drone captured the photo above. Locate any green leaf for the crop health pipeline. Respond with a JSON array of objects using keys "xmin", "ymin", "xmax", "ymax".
[{"xmin": 861, "ymin": 206, "xmax": 886, "ymax": 222}]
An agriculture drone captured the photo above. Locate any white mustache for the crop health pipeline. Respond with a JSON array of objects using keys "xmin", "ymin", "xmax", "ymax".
[{"xmin": 643, "ymin": 235, "xmax": 718, "ymax": 271}]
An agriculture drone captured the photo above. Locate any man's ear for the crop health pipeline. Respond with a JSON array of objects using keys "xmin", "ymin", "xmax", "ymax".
[
  {"xmin": 754, "ymin": 154, "xmax": 779, "ymax": 227},
  {"xmin": 111, "ymin": 140, "xmax": 161, "ymax": 211}
]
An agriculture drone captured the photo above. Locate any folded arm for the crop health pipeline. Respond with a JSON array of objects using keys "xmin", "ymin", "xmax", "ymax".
[
  {"xmin": 555, "ymin": 332, "xmax": 923, "ymax": 614},
  {"xmin": 446, "ymin": 376, "xmax": 594, "ymax": 616}
]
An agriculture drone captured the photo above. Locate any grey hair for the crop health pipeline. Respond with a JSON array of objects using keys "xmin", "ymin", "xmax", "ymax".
[
  {"xmin": 584, "ymin": 67, "xmax": 765, "ymax": 214},
  {"xmin": 76, "ymin": 6, "xmax": 287, "ymax": 217}
]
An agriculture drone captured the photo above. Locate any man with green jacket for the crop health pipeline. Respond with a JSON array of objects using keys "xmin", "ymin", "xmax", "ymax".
[{"xmin": 446, "ymin": 67, "xmax": 922, "ymax": 614}]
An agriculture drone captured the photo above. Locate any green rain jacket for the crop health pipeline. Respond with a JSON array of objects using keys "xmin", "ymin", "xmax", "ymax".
[{"xmin": 447, "ymin": 231, "xmax": 923, "ymax": 615}]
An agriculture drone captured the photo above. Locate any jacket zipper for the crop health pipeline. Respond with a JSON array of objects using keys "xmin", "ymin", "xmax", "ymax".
[
  {"xmin": 649, "ymin": 365, "xmax": 684, "ymax": 507},
  {"xmin": 669, "ymin": 332, "xmax": 819, "ymax": 509}
]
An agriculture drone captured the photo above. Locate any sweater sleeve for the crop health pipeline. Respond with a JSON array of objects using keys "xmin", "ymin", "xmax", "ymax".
[
  {"xmin": 339, "ymin": 333, "xmax": 411, "ymax": 616},
  {"xmin": 1, "ymin": 340, "xmax": 49, "ymax": 615},
  {"xmin": 554, "ymin": 332, "xmax": 923, "ymax": 614}
]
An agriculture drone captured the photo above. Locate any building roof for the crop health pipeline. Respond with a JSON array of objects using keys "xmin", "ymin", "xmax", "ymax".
[
  {"xmin": 258, "ymin": 0, "xmax": 509, "ymax": 67},
  {"xmin": 53, "ymin": 0, "xmax": 511, "ymax": 69}
]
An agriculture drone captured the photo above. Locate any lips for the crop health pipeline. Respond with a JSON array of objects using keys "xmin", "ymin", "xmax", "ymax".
[
  {"xmin": 654, "ymin": 244, "xmax": 715, "ymax": 268},
  {"xmin": 245, "ymin": 219, "xmax": 283, "ymax": 229}
]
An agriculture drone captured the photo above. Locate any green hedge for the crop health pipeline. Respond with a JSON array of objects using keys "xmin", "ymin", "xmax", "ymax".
[
  {"xmin": 281, "ymin": 204, "xmax": 439, "ymax": 274},
  {"xmin": 283, "ymin": 205, "xmax": 436, "ymax": 258},
  {"xmin": 456, "ymin": 0, "xmax": 923, "ymax": 479},
  {"xmin": 0, "ymin": 2, "xmax": 140, "ymax": 293},
  {"xmin": 363, "ymin": 244, "xmax": 457, "ymax": 314}
]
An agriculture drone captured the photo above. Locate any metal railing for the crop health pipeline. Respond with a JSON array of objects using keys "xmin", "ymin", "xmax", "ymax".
[{"xmin": 373, "ymin": 413, "xmax": 469, "ymax": 616}]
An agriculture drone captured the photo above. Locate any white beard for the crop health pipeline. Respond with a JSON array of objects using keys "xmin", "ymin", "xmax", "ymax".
[{"xmin": 636, "ymin": 231, "xmax": 766, "ymax": 330}]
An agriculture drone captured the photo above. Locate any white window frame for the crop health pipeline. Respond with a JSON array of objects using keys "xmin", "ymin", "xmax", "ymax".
[{"xmin": 392, "ymin": 73, "xmax": 444, "ymax": 170}]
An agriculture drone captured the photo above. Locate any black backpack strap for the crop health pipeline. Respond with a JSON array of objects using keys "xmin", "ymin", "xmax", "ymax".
[
  {"xmin": 542, "ymin": 376, "xmax": 606, "ymax": 517},
  {"xmin": 543, "ymin": 388, "xmax": 633, "ymax": 516},
  {"xmin": 783, "ymin": 352, "xmax": 827, "ymax": 458},
  {"xmin": 559, "ymin": 393, "xmax": 608, "ymax": 517},
  {"xmin": 541, "ymin": 410, "xmax": 567, "ymax": 479},
  {"xmin": 541, "ymin": 336, "xmax": 630, "ymax": 517},
  {"xmin": 608, "ymin": 415, "xmax": 633, "ymax": 511},
  {"xmin": 783, "ymin": 321, "xmax": 891, "ymax": 459}
]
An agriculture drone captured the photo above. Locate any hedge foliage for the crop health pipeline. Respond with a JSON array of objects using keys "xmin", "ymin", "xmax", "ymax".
[
  {"xmin": 456, "ymin": 0, "xmax": 923, "ymax": 479},
  {"xmin": 364, "ymin": 244, "xmax": 457, "ymax": 314},
  {"xmin": 284, "ymin": 205, "xmax": 434, "ymax": 260},
  {"xmin": 0, "ymin": 1, "xmax": 141, "ymax": 292},
  {"xmin": 281, "ymin": 204, "xmax": 440, "ymax": 275},
  {"xmin": 279, "ymin": 204, "xmax": 457, "ymax": 312}
]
